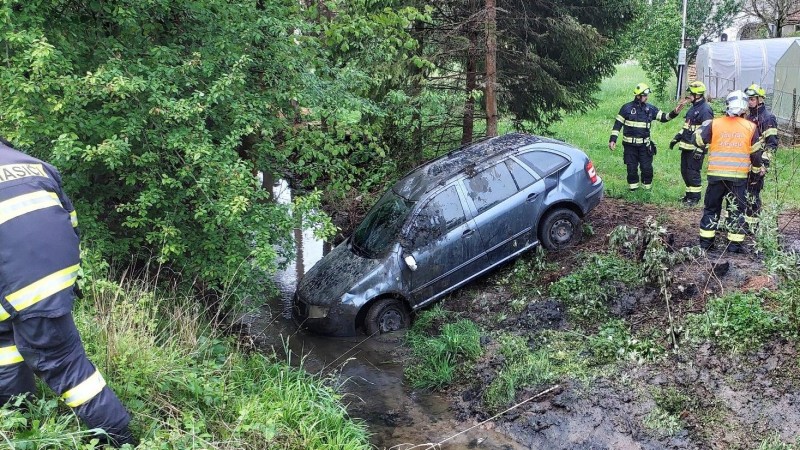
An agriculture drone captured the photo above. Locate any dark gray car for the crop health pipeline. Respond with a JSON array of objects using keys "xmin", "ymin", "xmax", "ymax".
[{"xmin": 294, "ymin": 133, "xmax": 603, "ymax": 336}]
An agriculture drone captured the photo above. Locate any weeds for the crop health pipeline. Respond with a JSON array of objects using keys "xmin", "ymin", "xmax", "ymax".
[
  {"xmin": 609, "ymin": 219, "xmax": 702, "ymax": 349},
  {"xmin": 586, "ymin": 320, "xmax": 664, "ymax": 365},
  {"xmin": 405, "ymin": 310, "xmax": 483, "ymax": 389},
  {"xmin": 686, "ymin": 292, "xmax": 778, "ymax": 352},
  {"xmin": 483, "ymin": 331, "xmax": 590, "ymax": 412},
  {"xmin": 756, "ymin": 433, "xmax": 800, "ymax": 450},
  {"xmin": 496, "ymin": 247, "xmax": 554, "ymax": 304},
  {"xmin": 2, "ymin": 274, "xmax": 371, "ymax": 450},
  {"xmin": 549, "ymin": 253, "xmax": 641, "ymax": 320}
]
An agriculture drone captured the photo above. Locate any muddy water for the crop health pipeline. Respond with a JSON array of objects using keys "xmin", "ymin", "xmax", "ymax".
[{"xmin": 243, "ymin": 181, "xmax": 524, "ymax": 449}]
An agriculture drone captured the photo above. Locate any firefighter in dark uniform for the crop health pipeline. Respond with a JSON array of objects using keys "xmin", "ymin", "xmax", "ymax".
[
  {"xmin": 744, "ymin": 83, "xmax": 779, "ymax": 228},
  {"xmin": 0, "ymin": 138, "xmax": 135, "ymax": 446},
  {"xmin": 694, "ymin": 91, "xmax": 763, "ymax": 253},
  {"xmin": 609, "ymin": 83, "xmax": 687, "ymax": 191},
  {"xmin": 669, "ymin": 81, "xmax": 715, "ymax": 205}
]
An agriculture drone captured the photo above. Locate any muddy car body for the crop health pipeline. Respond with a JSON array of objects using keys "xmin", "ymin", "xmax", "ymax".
[{"xmin": 294, "ymin": 133, "xmax": 603, "ymax": 336}]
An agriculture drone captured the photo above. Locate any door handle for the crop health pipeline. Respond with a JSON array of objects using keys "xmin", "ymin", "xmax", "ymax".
[
  {"xmin": 527, "ymin": 192, "xmax": 540, "ymax": 202},
  {"xmin": 462, "ymin": 229, "xmax": 474, "ymax": 238}
]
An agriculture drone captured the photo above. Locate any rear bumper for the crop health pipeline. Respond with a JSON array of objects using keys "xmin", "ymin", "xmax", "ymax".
[{"xmin": 584, "ymin": 180, "xmax": 604, "ymax": 213}]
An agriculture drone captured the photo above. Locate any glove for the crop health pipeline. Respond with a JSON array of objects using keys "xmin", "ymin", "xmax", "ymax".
[
  {"xmin": 649, "ymin": 142, "xmax": 657, "ymax": 156},
  {"xmin": 693, "ymin": 148, "xmax": 704, "ymax": 160},
  {"xmin": 669, "ymin": 137, "xmax": 679, "ymax": 150}
]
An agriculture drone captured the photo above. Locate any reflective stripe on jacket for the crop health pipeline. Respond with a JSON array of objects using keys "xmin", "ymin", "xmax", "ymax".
[
  {"xmin": 610, "ymin": 99, "xmax": 678, "ymax": 145},
  {"xmin": 678, "ymin": 98, "xmax": 714, "ymax": 151},
  {"xmin": 747, "ymin": 103, "xmax": 779, "ymax": 163},
  {"xmin": 0, "ymin": 142, "xmax": 80, "ymax": 321},
  {"xmin": 701, "ymin": 117, "xmax": 759, "ymax": 179}
]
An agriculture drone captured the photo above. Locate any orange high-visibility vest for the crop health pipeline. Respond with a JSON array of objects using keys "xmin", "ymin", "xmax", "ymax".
[{"xmin": 707, "ymin": 116, "xmax": 757, "ymax": 179}]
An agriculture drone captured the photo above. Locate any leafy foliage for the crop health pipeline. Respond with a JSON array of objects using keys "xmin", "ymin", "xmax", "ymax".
[
  {"xmin": 0, "ymin": 1, "xmax": 423, "ymax": 297},
  {"xmin": 636, "ymin": 0, "xmax": 739, "ymax": 99}
]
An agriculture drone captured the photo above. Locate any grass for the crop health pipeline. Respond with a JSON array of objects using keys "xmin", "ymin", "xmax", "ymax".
[
  {"xmin": 404, "ymin": 307, "xmax": 483, "ymax": 389},
  {"xmin": 1, "ymin": 274, "xmax": 371, "ymax": 450},
  {"xmin": 547, "ymin": 63, "xmax": 800, "ymax": 209}
]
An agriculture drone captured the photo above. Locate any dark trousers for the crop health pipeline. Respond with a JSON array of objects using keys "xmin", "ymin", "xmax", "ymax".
[
  {"xmin": 700, "ymin": 178, "xmax": 747, "ymax": 247},
  {"xmin": 746, "ymin": 171, "xmax": 765, "ymax": 220},
  {"xmin": 680, "ymin": 150, "xmax": 704, "ymax": 200},
  {"xmin": 0, "ymin": 314, "xmax": 133, "ymax": 446},
  {"xmin": 623, "ymin": 144, "xmax": 653, "ymax": 188}
]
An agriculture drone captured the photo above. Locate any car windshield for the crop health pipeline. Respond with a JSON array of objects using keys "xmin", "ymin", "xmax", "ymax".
[{"xmin": 351, "ymin": 190, "xmax": 413, "ymax": 258}]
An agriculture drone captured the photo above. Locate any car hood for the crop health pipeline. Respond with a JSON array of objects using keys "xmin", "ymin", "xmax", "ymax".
[{"xmin": 296, "ymin": 239, "xmax": 387, "ymax": 307}]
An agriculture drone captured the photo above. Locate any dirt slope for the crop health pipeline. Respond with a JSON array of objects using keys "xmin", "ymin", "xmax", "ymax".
[{"xmin": 438, "ymin": 198, "xmax": 800, "ymax": 449}]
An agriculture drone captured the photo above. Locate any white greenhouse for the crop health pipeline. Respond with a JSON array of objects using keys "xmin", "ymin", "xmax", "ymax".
[
  {"xmin": 694, "ymin": 37, "xmax": 800, "ymax": 99},
  {"xmin": 772, "ymin": 40, "xmax": 800, "ymax": 131}
]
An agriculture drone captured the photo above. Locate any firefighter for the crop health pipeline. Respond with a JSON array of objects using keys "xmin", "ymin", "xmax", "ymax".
[
  {"xmin": 744, "ymin": 83, "xmax": 779, "ymax": 228},
  {"xmin": 609, "ymin": 83, "xmax": 687, "ymax": 191},
  {"xmin": 694, "ymin": 91, "xmax": 764, "ymax": 253},
  {"xmin": 0, "ymin": 138, "xmax": 135, "ymax": 447},
  {"xmin": 669, "ymin": 81, "xmax": 715, "ymax": 206}
]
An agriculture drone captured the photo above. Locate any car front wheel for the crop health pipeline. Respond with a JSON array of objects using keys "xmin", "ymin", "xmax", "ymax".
[
  {"xmin": 365, "ymin": 298, "xmax": 410, "ymax": 335},
  {"xmin": 540, "ymin": 208, "xmax": 582, "ymax": 251}
]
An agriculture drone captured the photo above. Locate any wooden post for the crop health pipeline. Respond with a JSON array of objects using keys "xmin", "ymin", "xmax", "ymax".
[{"xmin": 485, "ymin": 0, "xmax": 498, "ymax": 137}]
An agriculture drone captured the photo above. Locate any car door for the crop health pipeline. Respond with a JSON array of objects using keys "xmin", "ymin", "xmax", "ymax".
[
  {"xmin": 463, "ymin": 159, "xmax": 545, "ymax": 263},
  {"xmin": 406, "ymin": 184, "xmax": 487, "ymax": 306}
]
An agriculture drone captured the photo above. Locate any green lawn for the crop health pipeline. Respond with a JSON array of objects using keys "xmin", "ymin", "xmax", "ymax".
[{"xmin": 547, "ymin": 63, "xmax": 800, "ymax": 209}]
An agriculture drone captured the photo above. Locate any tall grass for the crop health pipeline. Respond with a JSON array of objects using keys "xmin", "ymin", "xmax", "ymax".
[
  {"xmin": 548, "ymin": 63, "xmax": 800, "ymax": 208},
  {"xmin": 1, "ymin": 272, "xmax": 371, "ymax": 450}
]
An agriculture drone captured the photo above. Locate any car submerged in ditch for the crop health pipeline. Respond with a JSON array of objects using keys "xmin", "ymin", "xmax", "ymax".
[{"xmin": 294, "ymin": 132, "xmax": 603, "ymax": 336}]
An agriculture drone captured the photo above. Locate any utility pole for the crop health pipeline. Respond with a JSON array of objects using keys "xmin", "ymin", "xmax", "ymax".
[
  {"xmin": 485, "ymin": 0, "xmax": 498, "ymax": 137},
  {"xmin": 676, "ymin": 0, "xmax": 688, "ymax": 100}
]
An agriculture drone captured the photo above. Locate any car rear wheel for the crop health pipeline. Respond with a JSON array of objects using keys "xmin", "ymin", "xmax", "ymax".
[
  {"xmin": 365, "ymin": 298, "xmax": 410, "ymax": 335},
  {"xmin": 540, "ymin": 208, "xmax": 581, "ymax": 251}
]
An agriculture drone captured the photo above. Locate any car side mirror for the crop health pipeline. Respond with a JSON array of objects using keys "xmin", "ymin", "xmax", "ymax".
[{"xmin": 404, "ymin": 254, "xmax": 418, "ymax": 271}]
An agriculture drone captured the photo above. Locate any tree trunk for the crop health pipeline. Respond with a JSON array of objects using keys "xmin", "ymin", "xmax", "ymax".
[
  {"xmin": 462, "ymin": 29, "xmax": 478, "ymax": 145},
  {"xmin": 485, "ymin": 0, "xmax": 498, "ymax": 137}
]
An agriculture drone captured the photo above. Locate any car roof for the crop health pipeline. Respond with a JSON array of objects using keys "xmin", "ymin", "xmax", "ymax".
[{"xmin": 391, "ymin": 132, "xmax": 570, "ymax": 201}]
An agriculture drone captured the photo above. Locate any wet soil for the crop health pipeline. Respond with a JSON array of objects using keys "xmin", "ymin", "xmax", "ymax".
[
  {"xmin": 432, "ymin": 197, "xmax": 800, "ymax": 449},
  {"xmin": 248, "ymin": 195, "xmax": 800, "ymax": 450}
]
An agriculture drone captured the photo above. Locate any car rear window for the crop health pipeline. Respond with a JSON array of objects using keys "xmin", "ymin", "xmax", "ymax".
[
  {"xmin": 517, "ymin": 150, "xmax": 569, "ymax": 177},
  {"xmin": 463, "ymin": 162, "xmax": 518, "ymax": 213}
]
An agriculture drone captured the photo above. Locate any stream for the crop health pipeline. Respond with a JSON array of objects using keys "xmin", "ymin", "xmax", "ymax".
[{"xmin": 240, "ymin": 180, "xmax": 523, "ymax": 449}]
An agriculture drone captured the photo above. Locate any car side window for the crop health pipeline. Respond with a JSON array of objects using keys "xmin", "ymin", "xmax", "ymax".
[
  {"xmin": 463, "ymin": 162, "xmax": 518, "ymax": 213},
  {"xmin": 517, "ymin": 151, "xmax": 569, "ymax": 178},
  {"xmin": 409, "ymin": 185, "xmax": 466, "ymax": 248},
  {"xmin": 505, "ymin": 159, "xmax": 538, "ymax": 190}
]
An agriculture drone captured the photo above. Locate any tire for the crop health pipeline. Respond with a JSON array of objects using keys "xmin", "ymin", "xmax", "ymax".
[
  {"xmin": 365, "ymin": 298, "xmax": 410, "ymax": 335},
  {"xmin": 539, "ymin": 208, "xmax": 582, "ymax": 251}
]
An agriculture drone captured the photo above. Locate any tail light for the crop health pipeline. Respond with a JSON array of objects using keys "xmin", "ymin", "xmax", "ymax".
[{"xmin": 585, "ymin": 160, "xmax": 598, "ymax": 184}]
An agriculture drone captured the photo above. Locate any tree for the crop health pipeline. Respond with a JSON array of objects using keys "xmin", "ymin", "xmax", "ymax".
[
  {"xmin": 638, "ymin": 0, "xmax": 739, "ymax": 99},
  {"xmin": 0, "ymin": 1, "xmax": 422, "ymax": 299},
  {"xmin": 496, "ymin": 0, "xmax": 639, "ymax": 131},
  {"xmin": 744, "ymin": 0, "xmax": 800, "ymax": 37},
  {"xmin": 415, "ymin": 0, "xmax": 639, "ymax": 146}
]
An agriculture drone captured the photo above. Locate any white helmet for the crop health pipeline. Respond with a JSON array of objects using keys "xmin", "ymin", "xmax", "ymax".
[{"xmin": 725, "ymin": 90, "xmax": 748, "ymax": 116}]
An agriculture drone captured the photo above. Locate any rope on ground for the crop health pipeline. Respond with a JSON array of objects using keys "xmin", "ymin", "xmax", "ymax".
[{"xmin": 394, "ymin": 384, "xmax": 561, "ymax": 450}]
